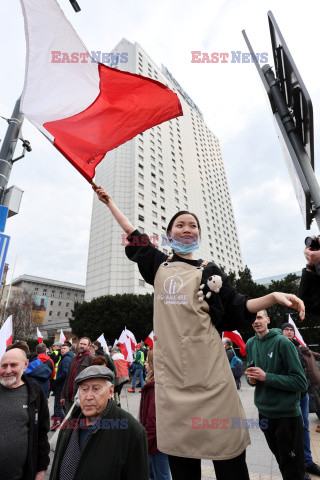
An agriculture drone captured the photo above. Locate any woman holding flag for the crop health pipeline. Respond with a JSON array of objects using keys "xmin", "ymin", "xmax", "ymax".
[{"xmin": 94, "ymin": 185, "xmax": 305, "ymax": 480}]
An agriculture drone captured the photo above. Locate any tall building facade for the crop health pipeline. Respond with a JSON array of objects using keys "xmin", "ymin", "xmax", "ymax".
[{"xmin": 85, "ymin": 39, "xmax": 243, "ymax": 300}]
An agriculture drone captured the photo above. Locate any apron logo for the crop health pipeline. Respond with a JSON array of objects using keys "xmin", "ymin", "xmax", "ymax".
[{"xmin": 164, "ymin": 275, "xmax": 183, "ymax": 294}]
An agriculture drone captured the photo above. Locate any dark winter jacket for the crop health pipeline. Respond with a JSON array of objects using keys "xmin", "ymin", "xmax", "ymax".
[
  {"xmin": 61, "ymin": 351, "xmax": 94, "ymax": 401},
  {"xmin": 300, "ymin": 346, "xmax": 320, "ymax": 385},
  {"xmin": 298, "ymin": 268, "xmax": 320, "ymax": 317},
  {"xmin": 49, "ymin": 399, "xmax": 149, "ymax": 480},
  {"xmin": 55, "ymin": 351, "xmax": 75, "ymax": 390},
  {"xmin": 246, "ymin": 328, "xmax": 308, "ymax": 418},
  {"xmin": 37, "ymin": 353, "xmax": 55, "ymax": 380},
  {"xmin": 95, "ymin": 348, "xmax": 117, "ymax": 385},
  {"xmin": 25, "ymin": 354, "xmax": 53, "ymax": 397},
  {"xmin": 139, "ymin": 380, "xmax": 159, "ymax": 455},
  {"xmin": 21, "ymin": 375, "xmax": 50, "ymax": 480}
]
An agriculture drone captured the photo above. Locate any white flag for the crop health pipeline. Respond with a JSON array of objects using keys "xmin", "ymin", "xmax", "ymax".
[
  {"xmin": 288, "ymin": 315, "xmax": 306, "ymax": 346},
  {"xmin": 59, "ymin": 329, "xmax": 66, "ymax": 344},
  {"xmin": 0, "ymin": 315, "xmax": 13, "ymax": 360},
  {"xmin": 97, "ymin": 333, "xmax": 108, "ymax": 351}
]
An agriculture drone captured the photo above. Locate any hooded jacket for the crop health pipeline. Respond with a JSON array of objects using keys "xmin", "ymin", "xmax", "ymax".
[
  {"xmin": 25, "ymin": 354, "xmax": 53, "ymax": 397},
  {"xmin": 246, "ymin": 328, "xmax": 308, "ymax": 418}
]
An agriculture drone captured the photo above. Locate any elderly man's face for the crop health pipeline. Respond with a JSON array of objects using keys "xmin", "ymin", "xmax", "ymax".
[
  {"xmin": 79, "ymin": 378, "xmax": 114, "ymax": 419},
  {"xmin": 0, "ymin": 349, "xmax": 29, "ymax": 388}
]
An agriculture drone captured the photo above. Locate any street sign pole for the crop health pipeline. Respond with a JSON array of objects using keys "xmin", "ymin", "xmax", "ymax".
[
  {"xmin": 262, "ymin": 65, "xmax": 320, "ymax": 229},
  {"xmin": 0, "ymin": 98, "xmax": 24, "ymax": 205}
]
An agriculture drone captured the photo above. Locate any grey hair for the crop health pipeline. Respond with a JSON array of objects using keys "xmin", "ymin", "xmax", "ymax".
[{"xmin": 222, "ymin": 337, "xmax": 232, "ymax": 347}]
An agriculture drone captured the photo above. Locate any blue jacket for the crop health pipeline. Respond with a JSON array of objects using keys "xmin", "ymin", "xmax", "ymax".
[
  {"xmin": 25, "ymin": 355, "xmax": 52, "ymax": 397},
  {"xmin": 56, "ymin": 351, "xmax": 75, "ymax": 390}
]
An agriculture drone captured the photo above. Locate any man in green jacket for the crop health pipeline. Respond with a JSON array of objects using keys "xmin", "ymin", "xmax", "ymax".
[
  {"xmin": 50, "ymin": 365, "xmax": 149, "ymax": 480},
  {"xmin": 245, "ymin": 310, "xmax": 308, "ymax": 480}
]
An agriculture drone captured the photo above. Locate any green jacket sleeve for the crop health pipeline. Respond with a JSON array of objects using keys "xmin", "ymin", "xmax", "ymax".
[{"xmin": 265, "ymin": 339, "xmax": 308, "ymax": 392}]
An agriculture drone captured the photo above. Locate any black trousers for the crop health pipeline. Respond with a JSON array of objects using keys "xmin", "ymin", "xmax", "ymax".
[
  {"xmin": 168, "ymin": 450, "xmax": 249, "ymax": 480},
  {"xmin": 259, "ymin": 414, "xmax": 305, "ymax": 480}
]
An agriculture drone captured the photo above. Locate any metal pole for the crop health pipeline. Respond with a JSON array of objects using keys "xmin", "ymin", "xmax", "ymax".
[
  {"xmin": 262, "ymin": 65, "xmax": 320, "ymax": 230},
  {"xmin": 0, "ymin": 98, "xmax": 24, "ymax": 204}
]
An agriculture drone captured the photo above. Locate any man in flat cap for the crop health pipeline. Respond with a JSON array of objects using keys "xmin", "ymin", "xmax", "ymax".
[{"xmin": 50, "ymin": 366, "xmax": 149, "ymax": 480}]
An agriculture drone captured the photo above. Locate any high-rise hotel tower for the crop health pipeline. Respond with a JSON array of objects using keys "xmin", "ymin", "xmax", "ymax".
[{"xmin": 85, "ymin": 38, "xmax": 243, "ymax": 301}]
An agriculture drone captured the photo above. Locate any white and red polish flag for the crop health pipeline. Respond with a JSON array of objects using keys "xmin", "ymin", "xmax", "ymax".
[
  {"xmin": 37, "ymin": 327, "xmax": 43, "ymax": 344},
  {"xmin": 118, "ymin": 330, "xmax": 133, "ymax": 363},
  {"xmin": 145, "ymin": 331, "xmax": 154, "ymax": 350},
  {"xmin": 222, "ymin": 330, "xmax": 246, "ymax": 356},
  {"xmin": 125, "ymin": 328, "xmax": 137, "ymax": 352},
  {"xmin": 0, "ymin": 315, "xmax": 13, "ymax": 360},
  {"xmin": 59, "ymin": 329, "xmax": 66, "ymax": 344},
  {"xmin": 288, "ymin": 315, "xmax": 306, "ymax": 346},
  {"xmin": 20, "ymin": 0, "xmax": 183, "ymax": 183}
]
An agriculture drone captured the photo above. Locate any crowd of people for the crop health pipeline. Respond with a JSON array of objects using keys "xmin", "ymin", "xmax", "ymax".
[{"xmin": 0, "ymin": 194, "xmax": 319, "ymax": 480}]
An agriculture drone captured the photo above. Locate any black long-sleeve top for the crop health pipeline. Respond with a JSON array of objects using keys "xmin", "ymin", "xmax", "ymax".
[{"xmin": 125, "ymin": 230, "xmax": 255, "ymax": 332}]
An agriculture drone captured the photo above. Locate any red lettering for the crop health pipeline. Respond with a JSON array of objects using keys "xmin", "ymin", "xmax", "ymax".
[
  {"xmin": 71, "ymin": 52, "xmax": 79, "ymax": 63},
  {"xmin": 191, "ymin": 51, "xmax": 202, "ymax": 63},
  {"xmin": 121, "ymin": 234, "xmax": 129, "ymax": 246},
  {"xmin": 61, "ymin": 52, "xmax": 71, "ymax": 63},
  {"xmin": 211, "ymin": 53, "xmax": 219, "ymax": 63},
  {"xmin": 79, "ymin": 52, "xmax": 89, "ymax": 63},
  {"xmin": 220, "ymin": 418, "xmax": 229, "ymax": 429},
  {"xmin": 191, "ymin": 416, "xmax": 202, "ymax": 429},
  {"xmin": 210, "ymin": 418, "xmax": 220, "ymax": 429},
  {"xmin": 51, "ymin": 51, "xmax": 61, "ymax": 63},
  {"xmin": 220, "ymin": 53, "xmax": 229, "ymax": 63},
  {"xmin": 201, "ymin": 53, "xmax": 211, "ymax": 64}
]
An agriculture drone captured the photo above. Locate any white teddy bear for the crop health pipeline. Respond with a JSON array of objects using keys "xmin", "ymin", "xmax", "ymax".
[{"xmin": 197, "ymin": 275, "xmax": 223, "ymax": 302}]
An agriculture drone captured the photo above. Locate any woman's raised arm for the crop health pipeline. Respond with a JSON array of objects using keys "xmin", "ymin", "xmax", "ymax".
[
  {"xmin": 93, "ymin": 185, "xmax": 135, "ymax": 235},
  {"xmin": 247, "ymin": 292, "xmax": 305, "ymax": 320}
]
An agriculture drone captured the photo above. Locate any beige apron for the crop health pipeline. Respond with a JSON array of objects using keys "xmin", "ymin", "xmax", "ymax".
[{"xmin": 153, "ymin": 260, "xmax": 250, "ymax": 460}]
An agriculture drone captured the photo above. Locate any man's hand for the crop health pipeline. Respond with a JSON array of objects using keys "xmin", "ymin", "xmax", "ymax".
[
  {"xmin": 35, "ymin": 471, "xmax": 46, "ymax": 480},
  {"xmin": 272, "ymin": 292, "xmax": 305, "ymax": 320},
  {"xmin": 304, "ymin": 247, "xmax": 320, "ymax": 267},
  {"xmin": 245, "ymin": 367, "xmax": 266, "ymax": 382},
  {"xmin": 60, "ymin": 398, "xmax": 65, "ymax": 407}
]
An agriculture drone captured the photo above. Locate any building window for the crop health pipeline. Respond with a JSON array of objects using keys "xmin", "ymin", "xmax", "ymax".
[
  {"xmin": 49, "ymin": 311, "xmax": 53, "ymax": 316},
  {"xmin": 67, "ymin": 293, "xmax": 70, "ymax": 300},
  {"xmin": 58, "ymin": 301, "xmax": 62, "ymax": 306},
  {"xmin": 75, "ymin": 294, "xmax": 78, "ymax": 300},
  {"xmin": 65, "ymin": 312, "xmax": 69, "ymax": 317},
  {"xmin": 138, "ymin": 214, "xmax": 144, "ymax": 222},
  {"xmin": 50, "ymin": 301, "xmax": 54, "ymax": 306},
  {"xmin": 139, "ymin": 203, "xmax": 144, "ymax": 210},
  {"xmin": 139, "ymin": 279, "xmax": 145, "ymax": 287},
  {"xmin": 57, "ymin": 311, "xmax": 61, "ymax": 317},
  {"xmin": 34, "ymin": 287, "xmax": 38, "ymax": 292},
  {"xmin": 59, "ymin": 291, "xmax": 62, "ymax": 298},
  {"xmin": 51, "ymin": 290, "xmax": 55, "ymax": 297},
  {"xmin": 43, "ymin": 289, "xmax": 47, "ymax": 295},
  {"xmin": 66, "ymin": 302, "xmax": 69, "ymax": 307},
  {"xmin": 138, "ymin": 182, "xmax": 144, "ymax": 190}
]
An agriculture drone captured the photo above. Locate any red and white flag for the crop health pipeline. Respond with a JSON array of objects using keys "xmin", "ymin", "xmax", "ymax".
[
  {"xmin": 37, "ymin": 327, "xmax": 43, "ymax": 344},
  {"xmin": 0, "ymin": 315, "xmax": 13, "ymax": 359},
  {"xmin": 125, "ymin": 328, "xmax": 137, "ymax": 351},
  {"xmin": 222, "ymin": 330, "xmax": 246, "ymax": 356},
  {"xmin": 288, "ymin": 315, "xmax": 306, "ymax": 346},
  {"xmin": 145, "ymin": 331, "xmax": 154, "ymax": 350},
  {"xmin": 59, "ymin": 329, "xmax": 66, "ymax": 344},
  {"xmin": 118, "ymin": 330, "xmax": 133, "ymax": 363},
  {"xmin": 20, "ymin": 0, "xmax": 182, "ymax": 182}
]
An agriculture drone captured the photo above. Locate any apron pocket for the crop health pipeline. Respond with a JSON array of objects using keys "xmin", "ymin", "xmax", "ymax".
[
  {"xmin": 154, "ymin": 349, "xmax": 166, "ymax": 386},
  {"xmin": 181, "ymin": 333, "xmax": 215, "ymax": 389}
]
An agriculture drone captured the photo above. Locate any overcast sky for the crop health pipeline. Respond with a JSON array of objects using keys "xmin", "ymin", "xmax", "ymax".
[{"xmin": 0, "ymin": 0, "xmax": 319, "ymax": 287}]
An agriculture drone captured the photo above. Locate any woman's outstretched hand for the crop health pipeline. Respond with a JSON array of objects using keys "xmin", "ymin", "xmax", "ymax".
[
  {"xmin": 272, "ymin": 292, "xmax": 305, "ymax": 320},
  {"xmin": 92, "ymin": 185, "xmax": 111, "ymax": 205}
]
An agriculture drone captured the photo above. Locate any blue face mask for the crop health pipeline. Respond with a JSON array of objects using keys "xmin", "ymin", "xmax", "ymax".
[{"xmin": 171, "ymin": 237, "xmax": 199, "ymax": 255}]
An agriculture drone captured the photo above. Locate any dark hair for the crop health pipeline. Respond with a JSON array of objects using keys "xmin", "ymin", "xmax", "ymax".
[
  {"xmin": 166, "ymin": 211, "xmax": 201, "ymax": 238},
  {"xmin": 63, "ymin": 341, "xmax": 72, "ymax": 348},
  {"xmin": 36, "ymin": 343, "xmax": 47, "ymax": 353},
  {"xmin": 6, "ymin": 341, "xmax": 30, "ymax": 355},
  {"xmin": 92, "ymin": 355, "xmax": 108, "ymax": 366},
  {"xmin": 93, "ymin": 341, "xmax": 101, "ymax": 348}
]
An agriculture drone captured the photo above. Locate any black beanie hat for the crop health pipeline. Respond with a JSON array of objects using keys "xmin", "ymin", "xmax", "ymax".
[{"xmin": 281, "ymin": 323, "xmax": 294, "ymax": 331}]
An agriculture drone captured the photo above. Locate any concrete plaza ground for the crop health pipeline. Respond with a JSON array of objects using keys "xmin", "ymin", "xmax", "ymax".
[{"xmin": 46, "ymin": 376, "xmax": 320, "ymax": 479}]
